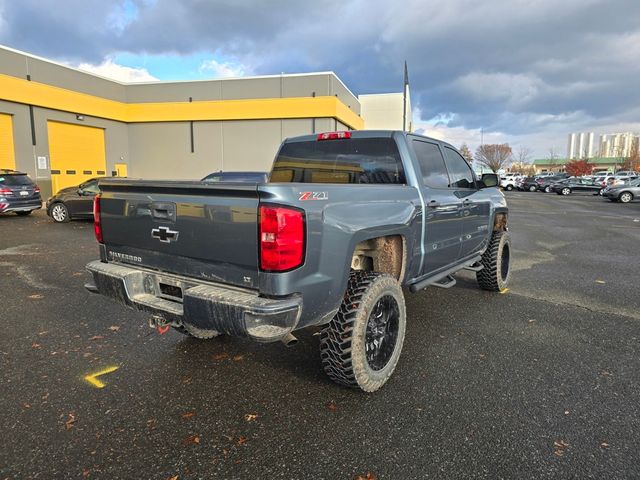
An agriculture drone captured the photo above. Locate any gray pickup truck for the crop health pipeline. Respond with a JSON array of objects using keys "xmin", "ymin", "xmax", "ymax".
[{"xmin": 86, "ymin": 130, "xmax": 510, "ymax": 392}]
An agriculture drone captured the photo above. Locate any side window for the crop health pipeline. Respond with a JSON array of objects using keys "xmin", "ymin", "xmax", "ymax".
[
  {"xmin": 83, "ymin": 181, "xmax": 100, "ymax": 194},
  {"xmin": 443, "ymin": 147, "xmax": 476, "ymax": 189},
  {"xmin": 412, "ymin": 140, "xmax": 449, "ymax": 188}
]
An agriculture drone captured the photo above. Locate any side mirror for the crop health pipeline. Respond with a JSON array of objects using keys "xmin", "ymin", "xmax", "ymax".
[
  {"xmin": 77, "ymin": 188, "xmax": 84, "ymax": 196},
  {"xmin": 480, "ymin": 173, "xmax": 499, "ymax": 188}
]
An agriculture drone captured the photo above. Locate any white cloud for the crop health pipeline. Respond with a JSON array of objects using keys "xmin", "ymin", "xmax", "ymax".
[
  {"xmin": 75, "ymin": 58, "xmax": 157, "ymax": 82},
  {"xmin": 198, "ymin": 58, "xmax": 248, "ymax": 78}
]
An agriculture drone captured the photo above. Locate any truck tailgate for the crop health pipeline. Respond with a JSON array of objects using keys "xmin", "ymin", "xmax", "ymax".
[{"xmin": 98, "ymin": 179, "xmax": 259, "ymax": 289}]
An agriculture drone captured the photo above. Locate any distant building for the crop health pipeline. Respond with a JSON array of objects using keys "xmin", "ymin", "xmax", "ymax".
[
  {"xmin": 567, "ymin": 132, "xmax": 594, "ymax": 159},
  {"xmin": 358, "ymin": 92, "xmax": 412, "ymax": 131},
  {"xmin": 599, "ymin": 132, "xmax": 639, "ymax": 158},
  {"xmin": 532, "ymin": 157, "xmax": 625, "ymax": 174}
]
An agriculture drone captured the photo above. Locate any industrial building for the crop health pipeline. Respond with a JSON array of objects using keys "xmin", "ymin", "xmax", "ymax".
[
  {"xmin": 566, "ymin": 132, "xmax": 594, "ymax": 159},
  {"xmin": 0, "ymin": 45, "xmax": 410, "ymax": 198}
]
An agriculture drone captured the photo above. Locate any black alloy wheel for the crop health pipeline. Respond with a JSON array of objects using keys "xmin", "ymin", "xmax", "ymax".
[{"xmin": 365, "ymin": 295, "xmax": 400, "ymax": 371}]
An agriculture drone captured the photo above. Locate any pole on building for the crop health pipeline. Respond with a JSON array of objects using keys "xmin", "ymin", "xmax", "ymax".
[{"xmin": 402, "ymin": 61, "xmax": 409, "ymax": 131}]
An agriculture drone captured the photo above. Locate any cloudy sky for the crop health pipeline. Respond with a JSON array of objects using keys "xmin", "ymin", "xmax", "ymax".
[{"xmin": 1, "ymin": 0, "xmax": 639, "ymax": 158}]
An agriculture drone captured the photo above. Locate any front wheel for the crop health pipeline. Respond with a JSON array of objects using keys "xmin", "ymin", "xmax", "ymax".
[
  {"xmin": 505, "ymin": 185, "xmax": 514, "ymax": 191},
  {"xmin": 544, "ymin": 186, "xmax": 551, "ymax": 193},
  {"xmin": 476, "ymin": 231, "xmax": 511, "ymax": 292},
  {"xmin": 528, "ymin": 185, "xmax": 537, "ymax": 192},
  {"xmin": 50, "ymin": 203, "xmax": 70, "ymax": 223},
  {"xmin": 619, "ymin": 192, "xmax": 634, "ymax": 203},
  {"xmin": 561, "ymin": 187, "xmax": 571, "ymax": 196},
  {"xmin": 320, "ymin": 272, "xmax": 406, "ymax": 392}
]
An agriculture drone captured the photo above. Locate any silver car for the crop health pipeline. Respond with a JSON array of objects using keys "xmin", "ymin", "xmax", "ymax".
[{"xmin": 603, "ymin": 178, "xmax": 640, "ymax": 203}]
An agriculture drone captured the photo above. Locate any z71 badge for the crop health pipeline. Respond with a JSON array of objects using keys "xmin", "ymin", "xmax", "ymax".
[{"xmin": 299, "ymin": 191, "xmax": 328, "ymax": 201}]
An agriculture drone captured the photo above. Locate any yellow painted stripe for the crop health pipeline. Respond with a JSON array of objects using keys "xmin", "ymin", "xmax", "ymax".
[
  {"xmin": 0, "ymin": 74, "xmax": 364, "ymax": 129},
  {"xmin": 84, "ymin": 365, "xmax": 119, "ymax": 388}
]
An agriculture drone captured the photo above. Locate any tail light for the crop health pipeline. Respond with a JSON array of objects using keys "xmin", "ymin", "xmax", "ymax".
[
  {"xmin": 259, "ymin": 205, "xmax": 305, "ymax": 271},
  {"xmin": 34, "ymin": 185, "xmax": 40, "ymax": 194},
  {"xmin": 93, "ymin": 195, "xmax": 103, "ymax": 243},
  {"xmin": 317, "ymin": 131, "xmax": 351, "ymax": 141},
  {"xmin": 0, "ymin": 187, "xmax": 13, "ymax": 196}
]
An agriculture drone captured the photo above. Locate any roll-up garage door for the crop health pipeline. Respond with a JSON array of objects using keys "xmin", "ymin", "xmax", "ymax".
[
  {"xmin": 0, "ymin": 113, "xmax": 16, "ymax": 171},
  {"xmin": 47, "ymin": 121, "xmax": 106, "ymax": 194}
]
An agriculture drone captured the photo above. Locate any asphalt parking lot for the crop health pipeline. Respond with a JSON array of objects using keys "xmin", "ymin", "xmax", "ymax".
[{"xmin": 1, "ymin": 192, "xmax": 639, "ymax": 480}]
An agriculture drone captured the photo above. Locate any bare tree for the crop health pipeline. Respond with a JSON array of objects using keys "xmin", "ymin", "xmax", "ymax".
[
  {"xmin": 515, "ymin": 146, "xmax": 532, "ymax": 164},
  {"xmin": 459, "ymin": 143, "xmax": 474, "ymax": 165},
  {"xmin": 474, "ymin": 144, "xmax": 513, "ymax": 173}
]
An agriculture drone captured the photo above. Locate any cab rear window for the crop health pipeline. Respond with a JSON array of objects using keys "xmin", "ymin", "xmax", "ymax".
[
  {"xmin": 271, "ymin": 138, "xmax": 406, "ymax": 184},
  {"xmin": 0, "ymin": 174, "xmax": 33, "ymax": 186}
]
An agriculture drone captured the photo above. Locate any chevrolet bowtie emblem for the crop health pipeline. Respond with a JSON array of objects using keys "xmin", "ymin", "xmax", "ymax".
[{"xmin": 151, "ymin": 226, "xmax": 179, "ymax": 243}]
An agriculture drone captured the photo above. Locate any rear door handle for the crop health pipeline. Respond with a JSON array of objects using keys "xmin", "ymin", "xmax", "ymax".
[{"xmin": 462, "ymin": 199, "xmax": 472, "ymax": 206}]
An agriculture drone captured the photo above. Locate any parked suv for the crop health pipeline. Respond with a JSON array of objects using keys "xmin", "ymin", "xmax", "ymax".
[{"xmin": 0, "ymin": 169, "xmax": 42, "ymax": 216}]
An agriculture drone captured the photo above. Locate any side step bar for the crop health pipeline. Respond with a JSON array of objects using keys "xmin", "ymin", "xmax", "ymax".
[
  {"xmin": 432, "ymin": 275, "xmax": 456, "ymax": 289},
  {"xmin": 463, "ymin": 262, "xmax": 484, "ymax": 272},
  {"xmin": 408, "ymin": 255, "xmax": 482, "ymax": 293}
]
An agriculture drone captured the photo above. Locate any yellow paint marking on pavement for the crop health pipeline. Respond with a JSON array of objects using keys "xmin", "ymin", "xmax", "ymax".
[
  {"xmin": 500, "ymin": 288, "xmax": 510, "ymax": 294},
  {"xmin": 84, "ymin": 366, "xmax": 119, "ymax": 389}
]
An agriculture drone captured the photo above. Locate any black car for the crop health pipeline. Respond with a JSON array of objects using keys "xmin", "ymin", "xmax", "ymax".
[
  {"xmin": 46, "ymin": 178, "xmax": 102, "ymax": 223},
  {"xmin": 519, "ymin": 176, "xmax": 539, "ymax": 192},
  {"xmin": 551, "ymin": 178, "xmax": 602, "ymax": 195},
  {"xmin": 0, "ymin": 169, "xmax": 42, "ymax": 216},
  {"xmin": 536, "ymin": 175, "xmax": 569, "ymax": 193},
  {"xmin": 201, "ymin": 171, "xmax": 269, "ymax": 183}
]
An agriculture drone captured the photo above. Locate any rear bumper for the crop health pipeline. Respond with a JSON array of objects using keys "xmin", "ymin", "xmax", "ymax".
[
  {"xmin": 85, "ymin": 260, "xmax": 302, "ymax": 342},
  {"xmin": 0, "ymin": 198, "xmax": 42, "ymax": 213}
]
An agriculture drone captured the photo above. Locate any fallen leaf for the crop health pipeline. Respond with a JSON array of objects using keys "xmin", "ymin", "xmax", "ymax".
[
  {"xmin": 528, "ymin": 319, "xmax": 536, "ymax": 323},
  {"xmin": 167, "ymin": 476, "xmax": 179, "ymax": 480},
  {"xmin": 601, "ymin": 442, "xmax": 610, "ymax": 449},
  {"xmin": 327, "ymin": 401, "xmax": 338, "ymax": 412},
  {"xmin": 237, "ymin": 436, "xmax": 248, "ymax": 445},
  {"xmin": 146, "ymin": 418, "xmax": 158, "ymax": 430},
  {"xmin": 88, "ymin": 335, "xmax": 104, "ymax": 341},
  {"xmin": 82, "ymin": 468, "xmax": 91, "ymax": 478},
  {"xmin": 32, "ymin": 343, "xmax": 42, "ymax": 349},
  {"xmin": 108, "ymin": 326, "xmax": 121, "ymax": 332},
  {"xmin": 244, "ymin": 413, "xmax": 258, "ymax": 422},
  {"xmin": 553, "ymin": 439, "xmax": 569, "ymax": 457},
  {"xmin": 595, "ymin": 280, "xmax": 606, "ymax": 284},
  {"xmin": 183, "ymin": 435, "xmax": 201, "ymax": 445},
  {"xmin": 232, "ymin": 355, "xmax": 244, "ymax": 361},
  {"xmin": 564, "ymin": 410, "xmax": 570, "ymax": 416},
  {"xmin": 212, "ymin": 353, "xmax": 229, "ymax": 361},
  {"xmin": 37, "ymin": 331, "xmax": 48, "ymax": 336},
  {"xmin": 181, "ymin": 411, "xmax": 196, "ymax": 420},
  {"xmin": 64, "ymin": 412, "xmax": 76, "ymax": 430},
  {"xmin": 354, "ymin": 473, "xmax": 377, "ymax": 480},
  {"xmin": 28, "ymin": 294, "xmax": 44, "ymax": 299},
  {"xmin": 22, "ymin": 403, "xmax": 31, "ymax": 409},
  {"xmin": 182, "ymin": 376, "xmax": 193, "ymax": 385}
]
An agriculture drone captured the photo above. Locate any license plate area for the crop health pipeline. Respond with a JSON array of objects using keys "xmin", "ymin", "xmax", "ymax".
[{"xmin": 20, "ymin": 191, "xmax": 29, "ymax": 196}]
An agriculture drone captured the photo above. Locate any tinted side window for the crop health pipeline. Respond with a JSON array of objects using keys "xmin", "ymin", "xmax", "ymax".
[
  {"xmin": 412, "ymin": 140, "xmax": 449, "ymax": 188},
  {"xmin": 83, "ymin": 181, "xmax": 100, "ymax": 194},
  {"xmin": 443, "ymin": 147, "xmax": 476, "ymax": 189},
  {"xmin": 272, "ymin": 138, "xmax": 406, "ymax": 184}
]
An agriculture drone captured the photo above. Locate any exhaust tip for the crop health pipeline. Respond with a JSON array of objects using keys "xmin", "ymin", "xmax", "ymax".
[{"xmin": 281, "ymin": 333, "xmax": 298, "ymax": 347}]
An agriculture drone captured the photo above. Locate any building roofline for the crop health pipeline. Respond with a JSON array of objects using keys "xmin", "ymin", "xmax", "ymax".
[{"xmin": 0, "ymin": 44, "xmax": 355, "ymax": 92}]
